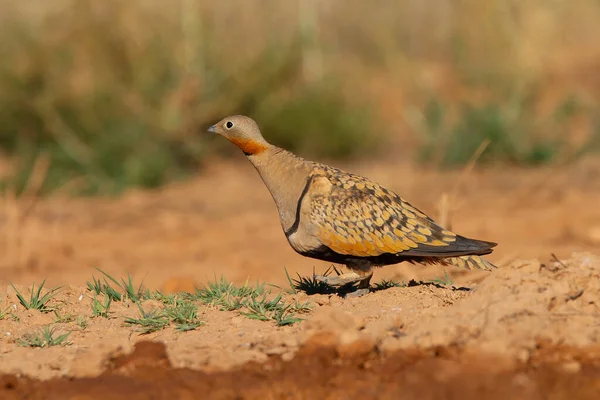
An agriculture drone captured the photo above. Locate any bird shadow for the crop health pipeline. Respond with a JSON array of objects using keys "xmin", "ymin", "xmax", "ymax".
[
  {"xmin": 371, "ymin": 278, "xmax": 471, "ymax": 293},
  {"xmin": 404, "ymin": 279, "xmax": 471, "ymax": 292},
  {"xmin": 286, "ymin": 267, "xmax": 472, "ymax": 297}
]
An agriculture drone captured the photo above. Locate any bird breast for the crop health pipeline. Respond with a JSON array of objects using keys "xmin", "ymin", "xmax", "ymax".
[{"xmin": 285, "ymin": 175, "xmax": 332, "ymax": 254}]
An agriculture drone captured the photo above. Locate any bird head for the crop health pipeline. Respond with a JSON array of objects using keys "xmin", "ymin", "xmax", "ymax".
[{"xmin": 207, "ymin": 115, "xmax": 270, "ymax": 156}]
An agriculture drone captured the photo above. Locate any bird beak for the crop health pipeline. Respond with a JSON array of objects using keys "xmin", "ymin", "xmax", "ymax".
[{"xmin": 207, "ymin": 125, "xmax": 217, "ymax": 133}]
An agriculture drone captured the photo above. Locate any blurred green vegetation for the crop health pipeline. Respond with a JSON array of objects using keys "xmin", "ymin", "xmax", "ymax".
[
  {"xmin": 0, "ymin": 1, "xmax": 375, "ymax": 196},
  {"xmin": 417, "ymin": 92, "xmax": 600, "ymax": 166},
  {"xmin": 1, "ymin": 0, "xmax": 600, "ymax": 196},
  {"xmin": 418, "ymin": 94, "xmax": 588, "ymax": 166}
]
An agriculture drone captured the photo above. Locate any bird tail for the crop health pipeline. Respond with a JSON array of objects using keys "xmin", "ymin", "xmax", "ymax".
[{"xmin": 441, "ymin": 255, "xmax": 497, "ymax": 271}]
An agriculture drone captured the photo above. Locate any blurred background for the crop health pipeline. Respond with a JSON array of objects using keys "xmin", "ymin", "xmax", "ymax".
[
  {"xmin": 1, "ymin": 0, "xmax": 600, "ymax": 195},
  {"xmin": 1, "ymin": 0, "xmax": 600, "ymax": 289}
]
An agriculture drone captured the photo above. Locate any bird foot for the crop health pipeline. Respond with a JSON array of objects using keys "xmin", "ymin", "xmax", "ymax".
[{"xmin": 314, "ymin": 272, "xmax": 362, "ymax": 288}]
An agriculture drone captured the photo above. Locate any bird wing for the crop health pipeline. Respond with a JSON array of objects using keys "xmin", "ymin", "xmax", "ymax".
[{"xmin": 307, "ymin": 168, "xmax": 496, "ymax": 258}]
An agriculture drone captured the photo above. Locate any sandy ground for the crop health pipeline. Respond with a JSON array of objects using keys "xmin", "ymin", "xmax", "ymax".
[{"xmin": 1, "ymin": 156, "xmax": 600, "ymax": 398}]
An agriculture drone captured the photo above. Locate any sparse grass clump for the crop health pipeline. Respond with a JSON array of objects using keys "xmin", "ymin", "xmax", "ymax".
[
  {"xmin": 87, "ymin": 270, "xmax": 207, "ymax": 333},
  {"xmin": 428, "ymin": 271, "xmax": 454, "ymax": 286},
  {"xmin": 0, "ymin": 306, "xmax": 12, "ymax": 320},
  {"xmin": 164, "ymin": 298, "xmax": 204, "ymax": 332},
  {"xmin": 90, "ymin": 294, "xmax": 113, "ymax": 318},
  {"xmin": 151, "ymin": 291, "xmax": 178, "ymax": 304},
  {"xmin": 124, "ymin": 303, "xmax": 171, "ymax": 334},
  {"xmin": 373, "ymin": 279, "xmax": 407, "ymax": 291},
  {"xmin": 86, "ymin": 270, "xmax": 210, "ymax": 332},
  {"xmin": 53, "ymin": 310, "xmax": 76, "ymax": 323},
  {"xmin": 123, "ymin": 275, "xmax": 312, "ymax": 333},
  {"xmin": 86, "ymin": 275, "xmax": 122, "ymax": 302},
  {"xmin": 17, "ymin": 326, "xmax": 71, "ymax": 348},
  {"xmin": 86, "ymin": 268, "xmax": 149, "ymax": 303},
  {"xmin": 10, "ymin": 280, "xmax": 62, "ymax": 313},
  {"xmin": 195, "ymin": 276, "xmax": 267, "ymax": 311},
  {"xmin": 242, "ymin": 293, "xmax": 304, "ymax": 326},
  {"xmin": 123, "ymin": 296, "xmax": 204, "ymax": 334},
  {"xmin": 87, "ymin": 271, "xmax": 316, "ymax": 335},
  {"xmin": 288, "ymin": 299, "xmax": 313, "ymax": 314},
  {"xmin": 195, "ymin": 276, "xmax": 311, "ymax": 327},
  {"xmin": 76, "ymin": 316, "xmax": 88, "ymax": 330}
]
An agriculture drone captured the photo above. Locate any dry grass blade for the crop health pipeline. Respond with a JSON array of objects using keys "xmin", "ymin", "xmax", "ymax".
[
  {"xmin": 20, "ymin": 153, "xmax": 51, "ymax": 204},
  {"xmin": 437, "ymin": 139, "xmax": 491, "ymax": 228},
  {"xmin": 2, "ymin": 152, "xmax": 52, "ymax": 271},
  {"xmin": 450, "ymin": 139, "xmax": 491, "ymax": 200}
]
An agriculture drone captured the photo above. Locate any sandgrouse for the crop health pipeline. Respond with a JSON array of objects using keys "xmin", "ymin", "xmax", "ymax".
[{"xmin": 208, "ymin": 115, "xmax": 497, "ymax": 296}]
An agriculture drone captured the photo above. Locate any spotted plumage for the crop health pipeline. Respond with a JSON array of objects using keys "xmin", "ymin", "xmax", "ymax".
[
  {"xmin": 300, "ymin": 165, "xmax": 494, "ymax": 263},
  {"xmin": 208, "ymin": 115, "xmax": 498, "ymax": 296}
]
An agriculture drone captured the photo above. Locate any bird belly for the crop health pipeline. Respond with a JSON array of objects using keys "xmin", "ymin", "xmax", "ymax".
[{"xmin": 286, "ymin": 228, "xmax": 322, "ymax": 255}]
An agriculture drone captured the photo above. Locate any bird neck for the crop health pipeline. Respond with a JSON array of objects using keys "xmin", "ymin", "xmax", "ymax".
[
  {"xmin": 229, "ymin": 136, "xmax": 270, "ymax": 156},
  {"xmin": 247, "ymin": 147, "xmax": 312, "ymax": 232}
]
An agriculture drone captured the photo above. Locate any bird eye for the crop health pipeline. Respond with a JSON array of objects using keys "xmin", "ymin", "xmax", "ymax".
[{"xmin": 226, "ymin": 121, "xmax": 234, "ymax": 129}]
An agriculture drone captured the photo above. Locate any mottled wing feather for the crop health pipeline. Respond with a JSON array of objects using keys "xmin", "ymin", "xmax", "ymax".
[{"xmin": 308, "ymin": 167, "xmax": 495, "ymax": 259}]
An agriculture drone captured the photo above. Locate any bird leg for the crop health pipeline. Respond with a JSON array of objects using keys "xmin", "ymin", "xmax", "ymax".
[
  {"xmin": 344, "ymin": 268, "xmax": 373, "ymax": 298},
  {"xmin": 314, "ymin": 261, "xmax": 374, "ymax": 297},
  {"xmin": 314, "ymin": 271, "xmax": 363, "ymax": 287}
]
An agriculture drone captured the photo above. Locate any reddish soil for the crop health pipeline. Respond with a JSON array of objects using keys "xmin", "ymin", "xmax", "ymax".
[
  {"xmin": 3, "ymin": 340, "xmax": 600, "ymax": 400},
  {"xmin": 1, "ymin": 156, "xmax": 600, "ymax": 398}
]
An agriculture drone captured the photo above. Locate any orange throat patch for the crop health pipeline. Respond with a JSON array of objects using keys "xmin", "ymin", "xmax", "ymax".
[{"xmin": 230, "ymin": 137, "xmax": 268, "ymax": 156}]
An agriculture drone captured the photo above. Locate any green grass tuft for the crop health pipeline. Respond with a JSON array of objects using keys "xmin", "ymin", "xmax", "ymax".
[
  {"xmin": 91, "ymin": 294, "xmax": 113, "ymax": 318},
  {"xmin": 86, "ymin": 274, "xmax": 123, "ymax": 302},
  {"xmin": 53, "ymin": 310, "xmax": 76, "ymax": 323},
  {"xmin": 164, "ymin": 298, "xmax": 204, "ymax": 332},
  {"xmin": 373, "ymin": 279, "xmax": 407, "ymax": 291},
  {"xmin": 77, "ymin": 316, "xmax": 88, "ymax": 330},
  {"xmin": 17, "ymin": 326, "xmax": 71, "ymax": 348},
  {"xmin": 124, "ymin": 303, "xmax": 170, "ymax": 334},
  {"xmin": 123, "ymin": 295, "xmax": 204, "ymax": 334},
  {"xmin": 86, "ymin": 268, "xmax": 149, "ymax": 303},
  {"xmin": 241, "ymin": 293, "xmax": 302, "ymax": 326},
  {"xmin": 288, "ymin": 299, "xmax": 313, "ymax": 314},
  {"xmin": 0, "ymin": 306, "xmax": 12, "ymax": 320},
  {"xmin": 195, "ymin": 276, "xmax": 310, "ymax": 326},
  {"xmin": 195, "ymin": 276, "xmax": 266, "ymax": 311},
  {"xmin": 10, "ymin": 280, "xmax": 63, "ymax": 313},
  {"xmin": 151, "ymin": 291, "xmax": 177, "ymax": 304},
  {"xmin": 427, "ymin": 271, "xmax": 454, "ymax": 286}
]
